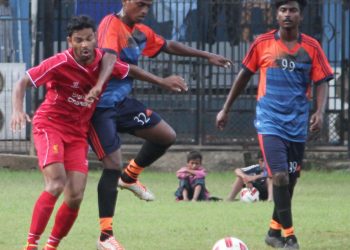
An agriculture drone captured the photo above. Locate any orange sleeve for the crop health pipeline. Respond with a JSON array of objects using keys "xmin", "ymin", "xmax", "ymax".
[
  {"xmin": 242, "ymin": 40, "xmax": 260, "ymax": 73},
  {"xmin": 137, "ymin": 24, "xmax": 166, "ymax": 58},
  {"xmin": 310, "ymin": 42, "xmax": 334, "ymax": 84},
  {"xmin": 97, "ymin": 15, "xmax": 125, "ymax": 55}
]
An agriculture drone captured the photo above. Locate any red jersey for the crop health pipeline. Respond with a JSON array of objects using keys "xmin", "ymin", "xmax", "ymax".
[{"xmin": 28, "ymin": 48, "xmax": 129, "ymax": 138}]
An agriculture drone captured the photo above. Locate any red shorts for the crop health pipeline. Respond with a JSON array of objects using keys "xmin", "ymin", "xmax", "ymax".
[{"xmin": 33, "ymin": 127, "xmax": 89, "ymax": 174}]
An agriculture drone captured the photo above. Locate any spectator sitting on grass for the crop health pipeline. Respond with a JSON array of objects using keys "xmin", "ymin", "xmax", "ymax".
[
  {"xmin": 227, "ymin": 152, "xmax": 273, "ymax": 202},
  {"xmin": 175, "ymin": 150, "xmax": 210, "ymax": 201}
]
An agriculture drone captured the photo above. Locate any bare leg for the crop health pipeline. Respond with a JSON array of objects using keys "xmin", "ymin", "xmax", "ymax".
[
  {"xmin": 182, "ymin": 189, "xmax": 189, "ymax": 201},
  {"xmin": 192, "ymin": 185, "xmax": 202, "ymax": 201},
  {"xmin": 131, "ymin": 120, "xmax": 176, "ymax": 168},
  {"xmin": 118, "ymin": 120, "xmax": 175, "ymax": 200},
  {"xmin": 134, "ymin": 119, "xmax": 176, "ymax": 145},
  {"xmin": 227, "ymin": 177, "xmax": 244, "ymax": 201},
  {"xmin": 267, "ymin": 177, "xmax": 273, "ymax": 202},
  {"xmin": 43, "ymin": 163, "xmax": 67, "ymax": 197},
  {"xmin": 63, "ymin": 171, "xmax": 87, "ymax": 209}
]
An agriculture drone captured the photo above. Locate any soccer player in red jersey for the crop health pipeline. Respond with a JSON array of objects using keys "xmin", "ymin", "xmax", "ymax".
[
  {"xmin": 12, "ymin": 15, "xmax": 186, "ymax": 250},
  {"xmin": 216, "ymin": 1, "xmax": 333, "ymax": 249},
  {"xmin": 84, "ymin": 1, "xmax": 232, "ymax": 248}
]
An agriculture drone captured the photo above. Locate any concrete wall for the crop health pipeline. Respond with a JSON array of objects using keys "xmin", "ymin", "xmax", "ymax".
[{"xmin": 1, "ymin": 145, "xmax": 350, "ymax": 171}]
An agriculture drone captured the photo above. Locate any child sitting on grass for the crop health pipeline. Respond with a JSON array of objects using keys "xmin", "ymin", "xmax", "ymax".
[{"xmin": 174, "ymin": 150, "xmax": 210, "ymax": 201}]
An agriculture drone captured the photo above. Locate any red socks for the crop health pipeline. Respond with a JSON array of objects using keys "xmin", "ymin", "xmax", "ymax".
[
  {"xmin": 26, "ymin": 192, "xmax": 79, "ymax": 248},
  {"xmin": 27, "ymin": 191, "xmax": 58, "ymax": 246},
  {"xmin": 48, "ymin": 202, "xmax": 79, "ymax": 247}
]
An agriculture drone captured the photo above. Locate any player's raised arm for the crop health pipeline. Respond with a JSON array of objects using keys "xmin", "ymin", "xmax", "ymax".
[
  {"xmin": 128, "ymin": 64, "xmax": 188, "ymax": 92},
  {"xmin": 85, "ymin": 52, "xmax": 117, "ymax": 103},
  {"xmin": 216, "ymin": 68, "xmax": 253, "ymax": 130},
  {"xmin": 11, "ymin": 74, "xmax": 32, "ymax": 131},
  {"xmin": 163, "ymin": 40, "xmax": 232, "ymax": 68}
]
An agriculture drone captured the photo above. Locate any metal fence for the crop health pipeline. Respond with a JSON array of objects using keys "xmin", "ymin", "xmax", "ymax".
[
  {"xmin": 1, "ymin": 0, "xmax": 349, "ymax": 154},
  {"xmin": 0, "ymin": 0, "xmax": 31, "ymax": 154}
]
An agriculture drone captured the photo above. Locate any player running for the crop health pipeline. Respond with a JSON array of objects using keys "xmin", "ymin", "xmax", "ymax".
[{"xmin": 84, "ymin": 1, "xmax": 232, "ymax": 249}]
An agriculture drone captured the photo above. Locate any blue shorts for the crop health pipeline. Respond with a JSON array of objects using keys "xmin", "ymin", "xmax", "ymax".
[
  {"xmin": 89, "ymin": 97, "xmax": 161, "ymax": 159},
  {"xmin": 258, "ymin": 134, "xmax": 305, "ymax": 178}
]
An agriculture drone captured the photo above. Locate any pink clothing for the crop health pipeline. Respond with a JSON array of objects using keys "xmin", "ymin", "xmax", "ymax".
[
  {"xmin": 176, "ymin": 166, "xmax": 207, "ymax": 180},
  {"xmin": 175, "ymin": 165, "xmax": 210, "ymax": 201}
]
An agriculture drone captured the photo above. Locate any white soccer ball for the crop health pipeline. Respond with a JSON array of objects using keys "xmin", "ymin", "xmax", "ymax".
[
  {"xmin": 212, "ymin": 237, "xmax": 249, "ymax": 250},
  {"xmin": 240, "ymin": 187, "xmax": 260, "ymax": 203}
]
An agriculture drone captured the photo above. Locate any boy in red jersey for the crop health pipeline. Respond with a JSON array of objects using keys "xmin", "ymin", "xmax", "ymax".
[
  {"xmin": 216, "ymin": 1, "xmax": 333, "ymax": 249},
  {"xmin": 12, "ymin": 15, "xmax": 186, "ymax": 250},
  {"xmin": 84, "ymin": 1, "xmax": 232, "ymax": 248}
]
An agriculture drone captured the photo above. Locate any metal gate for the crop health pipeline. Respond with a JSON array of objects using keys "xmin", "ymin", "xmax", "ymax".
[
  {"xmin": 2, "ymin": 0, "xmax": 349, "ymax": 154},
  {"xmin": 0, "ymin": 0, "xmax": 31, "ymax": 154},
  {"xmin": 74, "ymin": 0, "xmax": 350, "ymax": 147}
]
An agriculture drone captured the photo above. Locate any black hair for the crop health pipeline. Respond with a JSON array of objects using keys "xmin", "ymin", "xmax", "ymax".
[
  {"xmin": 66, "ymin": 15, "xmax": 96, "ymax": 37},
  {"xmin": 187, "ymin": 150, "xmax": 202, "ymax": 163},
  {"xmin": 275, "ymin": 0, "xmax": 307, "ymax": 12},
  {"xmin": 257, "ymin": 151, "xmax": 264, "ymax": 160}
]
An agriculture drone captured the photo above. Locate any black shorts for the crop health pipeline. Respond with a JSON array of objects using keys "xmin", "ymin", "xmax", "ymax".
[
  {"xmin": 252, "ymin": 180, "xmax": 268, "ymax": 200},
  {"xmin": 258, "ymin": 134, "xmax": 305, "ymax": 179},
  {"xmin": 89, "ymin": 97, "xmax": 162, "ymax": 159}
]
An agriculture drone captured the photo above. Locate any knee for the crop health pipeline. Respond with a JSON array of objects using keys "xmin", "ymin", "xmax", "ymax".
[
  {"xmin": 45, "ymin": 177, "xmax": 66, "ymax": 197},
  {"xmin": 193, "ymin": 178, "xmax": 205, "ymax": 187},
  {"xmin": 235, "ymin": 176, "xmax": 244, "ymax": 184},
  {"xmin": 165, "ymin": 127, "xmax": 176, "ymax": 145},
  {"xmin": 69, "ymin": 194, "xmax": 84, "ymax": 208},
  {"xmin": 102, "ymin": 155, "xmax": 123, "ymax": 171},
  {"xmin": 66, "ymin": 187, "xmax": 86, "ymax": 208},
  {"xmin": 272, "ymin": 172, "xmax": 289, "ymax": 186},
  {"xmin": 180, "ymin": 178, "xmax": 190, "ymax": 188}
]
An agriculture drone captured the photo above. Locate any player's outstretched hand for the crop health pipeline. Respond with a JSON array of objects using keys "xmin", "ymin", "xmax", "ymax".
[
  {"xmin": 11, "ymin": 111, "xmax": 31, "ymax": 132},
  {"xmin": 160, "ymin": 75, "xmax": 188, "ymax": 92},
  {"xmin": 309, "ymin": 111, "xmax": 324, "ymax": 132},
  {"xmin": 84, "ymin": 85, "xmax": 102, "ymax": 106},
  {"xmin": 216, "ymin": 109, "xmax": 229, "ymax": 130},
  {"xmin": 207, "ymin": 53, "xmax": 233, "ymax": 68}
]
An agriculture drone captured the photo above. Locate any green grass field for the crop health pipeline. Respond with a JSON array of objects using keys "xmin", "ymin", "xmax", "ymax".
[{"xmin": 0, "ymin": 169, "xmax": 349, "ymax": 250}]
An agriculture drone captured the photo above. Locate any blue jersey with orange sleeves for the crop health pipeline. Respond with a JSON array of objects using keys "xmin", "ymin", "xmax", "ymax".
[
  {"xmin": 242, "ymin": 30, "xmax": 334, "ymax": 142},
  {"xmin": 96, "ymin": 13, "xmax": 166, "ymax": 107}
]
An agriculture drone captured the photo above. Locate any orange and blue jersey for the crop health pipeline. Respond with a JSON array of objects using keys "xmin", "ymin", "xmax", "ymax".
[
  {"xmin": 242, "ymin": 30, "xmax": 334, "ymax": 142},
  {"xmin": 97, "ymin": 13, "xmax": 166, "ymax": 107}
]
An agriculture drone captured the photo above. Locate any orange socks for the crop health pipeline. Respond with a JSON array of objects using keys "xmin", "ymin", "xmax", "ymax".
[
  {"xmin": 123, "ymin": 159, "xmax": 144, "ymax": 182},
  {"xmin": 270, "ymin": 219, "xmax": 282, "ymax": 231},
  {"xmin": 100, "ymin": 217, "xmax": 113, "ymax": 232},
  {"xmin": 269, "ymin": 219, "xmax": 295, "ymax": 238},
  {"xmin": 99, "ymin": 217, "xmax": 113, "ymax": 241},
  {"xmin": 283, "ymin": 227, "xmax": 295, "ymax": 238}
]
